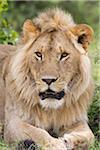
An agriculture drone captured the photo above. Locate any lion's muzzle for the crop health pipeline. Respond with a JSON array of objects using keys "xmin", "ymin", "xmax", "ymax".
[{"xmin": 39, "ymin": 89, "xmax": 65, "ymax": 100}]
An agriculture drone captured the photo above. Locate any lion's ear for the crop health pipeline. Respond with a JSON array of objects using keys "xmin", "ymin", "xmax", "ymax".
[
  {"xmin": 22, "ymin": 19, "xmax": 39, "ymax": 42},
  {"xmin": 70, "ymin": 24, "xmax": 94, "ymax": 50}
]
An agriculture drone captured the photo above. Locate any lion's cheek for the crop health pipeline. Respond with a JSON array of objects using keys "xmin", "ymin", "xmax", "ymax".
[{"xmin": 50, "ymin": 83, "xmax": 65, "ymax": 92}]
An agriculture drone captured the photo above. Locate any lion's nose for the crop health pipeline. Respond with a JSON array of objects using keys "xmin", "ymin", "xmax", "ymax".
[{"xmin": 42, "ymin": 78, "xmax": 57, "ymax": 85}]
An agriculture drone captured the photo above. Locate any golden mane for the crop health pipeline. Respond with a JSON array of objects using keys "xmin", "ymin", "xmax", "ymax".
[{"xmin": 34, "ymin": 8, "xmax": 75, "ymax": 32}]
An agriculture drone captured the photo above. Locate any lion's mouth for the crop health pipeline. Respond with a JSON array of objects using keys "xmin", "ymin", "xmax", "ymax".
[{"xmin": 39, "ymin": 89, "xmax": 65, "ymax": 100}]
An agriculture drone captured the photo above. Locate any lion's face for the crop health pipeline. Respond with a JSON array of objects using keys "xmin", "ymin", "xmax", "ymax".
[{"xmin": 28, "ymin": 31, "xmax": 80, "ymax": 109}]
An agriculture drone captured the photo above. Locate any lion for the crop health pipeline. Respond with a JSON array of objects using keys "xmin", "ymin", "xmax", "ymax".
[{"xmin": 0, "ymin": 9, "xmax": 94, "ymax": 150}]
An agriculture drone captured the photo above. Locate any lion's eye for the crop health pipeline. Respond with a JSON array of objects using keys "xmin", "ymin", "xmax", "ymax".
[
  {"xmin": 60, "ymin": 52, "xmax": 69, "ymax": 60},
  {"xmin": 35, "ymin": 52, "xmax": 42, "ymax": 60}
]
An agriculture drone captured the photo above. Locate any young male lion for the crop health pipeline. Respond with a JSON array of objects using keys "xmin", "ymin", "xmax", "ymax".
[{"xmin": 0, "ymin": 9, "xmax": 94, "ymax": 150}]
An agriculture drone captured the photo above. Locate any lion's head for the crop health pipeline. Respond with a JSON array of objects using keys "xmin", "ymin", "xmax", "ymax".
[{"xmin": 10, "ymin": 9, "xmax": 93, "ymax": 109}]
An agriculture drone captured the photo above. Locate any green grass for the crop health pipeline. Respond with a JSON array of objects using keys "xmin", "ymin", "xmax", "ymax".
[
  {"xmin": 0, "ymin": 139, "xmax": 10, "ymax": 150},
  {"xmin": 89, "ymin": 139, "xmax": 100, "ymax": 150},
  {"xmin": 0, "ymin": 139, "xmax": 99, "ymax": 150}
]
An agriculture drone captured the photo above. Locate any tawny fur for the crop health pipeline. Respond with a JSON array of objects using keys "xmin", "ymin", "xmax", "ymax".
[{"xmin": 0, "ymin": 9, "xmax": 94, "ymax": 150}]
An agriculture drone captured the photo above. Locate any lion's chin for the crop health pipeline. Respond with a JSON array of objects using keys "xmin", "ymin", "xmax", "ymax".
[{"xmin": 39, "ymin": 98, "xmax": 64, "ymax": 109}]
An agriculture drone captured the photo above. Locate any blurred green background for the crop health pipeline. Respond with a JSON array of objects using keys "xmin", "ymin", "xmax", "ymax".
[{"xmin": 0, "ymin": 0, "xmax": 100, "ymax": 149}]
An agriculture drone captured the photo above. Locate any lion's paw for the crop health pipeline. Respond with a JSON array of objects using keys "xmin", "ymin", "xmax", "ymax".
[
  {"xmin": 43, "ymin": 138, "xmax": 67, "ymax": 150},
  {"xmin": 62, "ymin": 134, "xmax": 89, "ymax": 150}
]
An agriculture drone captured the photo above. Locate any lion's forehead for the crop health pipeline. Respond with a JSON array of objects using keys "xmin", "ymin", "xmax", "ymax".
[{"xmin": 31, "ymin": 31, "xmax": 75, "ymax": 54}]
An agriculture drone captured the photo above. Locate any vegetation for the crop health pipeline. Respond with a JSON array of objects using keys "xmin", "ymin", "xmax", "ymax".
[
  {"xmin": 0, "ymin": 0, "xmax": 18, "ymax": 44},
  {"xmin": 0, "ymin": 0, "xmax": 99, "ymax": 149}
]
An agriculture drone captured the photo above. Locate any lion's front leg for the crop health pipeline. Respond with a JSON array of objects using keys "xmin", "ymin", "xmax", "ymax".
[
  {"xmin": 60, "ymin": 121, "xmax": 94, "ymax": 150},
  {"xmin": 4, "ymin": 117, "xmax": 67, "ymax": 150},
  {"xmin": 4, "ymin": 117, "xmax": 52, "ymax": 146}
]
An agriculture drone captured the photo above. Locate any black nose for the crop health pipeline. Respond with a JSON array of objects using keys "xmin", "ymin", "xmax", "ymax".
[{"xmin": 42, "ymin": 78, "xmax": 57, "ymax": 85}]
